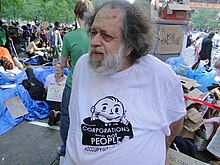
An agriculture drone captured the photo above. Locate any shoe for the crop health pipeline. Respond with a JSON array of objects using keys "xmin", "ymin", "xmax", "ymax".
[
  {"xmin": 48, "ymin": 110, "xmax": 55, "ymax": 126},
  {"xmin": 55, "ymin": 111, "xmax": 61, "ymax": 124},
  {"xmin": 57, "ymin": 145, "xmax": 66, "ymax": 156}
]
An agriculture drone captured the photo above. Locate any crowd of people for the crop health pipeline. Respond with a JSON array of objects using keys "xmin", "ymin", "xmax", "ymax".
[
  {"xmin": 0, "ymin": 19, "xmax": 74, "ymax": 70},
  {"xmin": 2, "ymin": 0, "xmax": 220, "ymax": 165}
]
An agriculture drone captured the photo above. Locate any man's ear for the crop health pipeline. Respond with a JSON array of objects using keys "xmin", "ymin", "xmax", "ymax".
[{"xmin": 124, "ymin": 46, "xmax": 134, "ymax": 57}]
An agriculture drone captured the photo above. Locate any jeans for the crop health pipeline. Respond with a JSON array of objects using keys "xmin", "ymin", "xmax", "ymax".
[{"xmin": 60, "ymin": 84, "xmax": 71, "ymax": 145}]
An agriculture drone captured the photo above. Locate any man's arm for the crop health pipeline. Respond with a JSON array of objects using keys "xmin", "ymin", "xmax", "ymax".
[
  {"xmin": 61, "ymin": 55, "xmax": 69, "ymax": 68},
  {"xmin": 165, "ymin": 117, "xmax": 184, "ymax": 165},
  {"xmin": 166, "ymin": 117, "xmax": 184, "ymax": 151}
]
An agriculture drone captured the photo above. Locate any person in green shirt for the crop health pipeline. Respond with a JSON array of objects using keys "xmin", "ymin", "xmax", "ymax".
[{"xmin": 59, "ymin": 0, "xmax": 94, "ymax": 156}]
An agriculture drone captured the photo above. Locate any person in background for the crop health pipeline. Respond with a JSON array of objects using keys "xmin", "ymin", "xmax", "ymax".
[
  {"xmin": 186, "ymin": 34, "xmax": 192, "ymax": 48},
  {"xmin": 14, "ymin": 22, "xmax": 23, "ymax": 54},
  {"xmin": 59, "ymin": 0, "xmax": 94, "ymax": 156},
  {"xmin": 46, "ymin": 25, "xmax": 53, "ymax": 47},
  {"xmin": 63, "ymin": 1, "xmax": 186, "ymax": 165},
  {"xmin": 199, "ymin": 31, "xmax": 215, "ymax": 67},
  {"xmin": 1, "ymin": 24, "xmax": 23, "ymax": 69},
  {"xmin": 27, "ymin": 23, "xmax": 32, "ymax": 34},
  {"xmin": 31, "ymin": 25, "xmax": 38, "ymax": 42},
  {"xmin": 26, "ymin": 37, "xmax": 46, "ymax": 58},
  {"xmin": 21, "ymin": 25, "xmax": 31, "ymax": 50},
  {"xmin": 44, "ymin": 62, "xmax": 67, "ymax": 126},
  {"xmin": 194, "ymin": 33, "xmax": 206, "ymax": 63},
  {"xmin": 38, "ymin": 26, "xmax": 48, "ymax": 48},
  {"xmin": 51, "ymin": 21, "xmax": 63, "ymax": 61}
]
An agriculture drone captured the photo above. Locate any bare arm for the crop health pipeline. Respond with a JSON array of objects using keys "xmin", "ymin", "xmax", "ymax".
[
  {"xmin": 61, "ymin": 55, "xmax": 71, "ymax": 68},
  {"xmin": 61, "ymin": 55, "xmax": 68, "ymax": 68},
  {"xmin": 165, "ymin": 117, "xmax": 184, "ymax": 165},
  {"xmin": 166, "ymin": 117, "xmax": 184, "ymax": 151},
  {"xmin": 33, "ymin": 43, "xmax": 44, "ymax": 51}
]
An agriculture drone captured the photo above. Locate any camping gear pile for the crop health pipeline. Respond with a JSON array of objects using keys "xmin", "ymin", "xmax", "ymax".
[{"xmin": 167, "ymin": 57, "xmax": 220, "ymax": 164}]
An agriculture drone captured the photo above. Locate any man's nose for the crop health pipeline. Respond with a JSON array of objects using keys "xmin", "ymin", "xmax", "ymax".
[{"xmin": 91, "ymin": 33, "xmax": 102, "ymax": 47}]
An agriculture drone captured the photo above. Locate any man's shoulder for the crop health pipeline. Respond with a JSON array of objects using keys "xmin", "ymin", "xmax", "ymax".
[
  {"xmin": 141, "ymin": 54, "xmax": 168, "ymax": 68},
  {"xmin": 73, "ymin": 54, "xmax": 89, "ymax": 74},
  {"xmin": 64, "ymin": 29, "xmax": 85, "ymax": 38},
  {"xmin": 77, "ymin": 53, "xmax": 89, "ymax": 63},
  {"xmin": 141, "ymin": 55, "xmax": 177, "ymax": 78}
]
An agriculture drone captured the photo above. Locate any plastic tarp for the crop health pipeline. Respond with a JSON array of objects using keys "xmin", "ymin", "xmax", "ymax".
[
  {"xmin": 187, "ymin": 67, "xmax": 217, "ymax": 92},
  {"xmin": 166, "ymin": 57, "xmax": 190, "ymax": 77},
  {"xmin": 0, "ymin": 66, "xmax": 69, "ymax": 135},
  {"xmin": 166, "ymin": 57, "xmax": 217, "ymax": 92}
]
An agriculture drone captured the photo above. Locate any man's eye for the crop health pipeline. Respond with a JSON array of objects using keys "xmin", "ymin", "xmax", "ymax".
[
  {"xmin": 101, "ymin": 34, "xmax": 114, "ymax": 42},
  {"xmin": 90, "ymin": 31, "xmax": 97, "ymax": 38}
]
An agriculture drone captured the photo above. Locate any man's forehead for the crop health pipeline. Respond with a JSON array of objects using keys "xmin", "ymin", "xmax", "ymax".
[
  {"xmin": 95, "ymin": 6, "xmax": 124, "ymax": 24},
  {"xmin": 91, "ymin": 6, "xmax": 124, "ymax": 34}
]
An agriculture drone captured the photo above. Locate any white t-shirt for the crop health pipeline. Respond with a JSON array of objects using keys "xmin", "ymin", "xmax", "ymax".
[
  {"xmin": 64, "ymin": 54, "xmax": 186, "ymax": 165},
  {"xmin": 44, "ymin": 74, "xmax": 66, "ymax": 88}
]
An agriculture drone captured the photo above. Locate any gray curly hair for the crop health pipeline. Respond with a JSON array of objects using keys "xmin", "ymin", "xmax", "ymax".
[{"xmin": 86, "ymin": 0, "xmax": 155, "ymax": 63}]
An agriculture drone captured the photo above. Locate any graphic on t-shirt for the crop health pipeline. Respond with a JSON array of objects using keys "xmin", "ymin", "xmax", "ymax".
[{"xmin": 81, "ymin": 96, "xmax": 133, "ymax": 152}]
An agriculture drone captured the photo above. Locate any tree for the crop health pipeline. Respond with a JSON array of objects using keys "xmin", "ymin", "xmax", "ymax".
[
  {"xmin": 190, "ymin": 8, "xmax": 220, "ymax": 30},
  {"xmin": 1, "ymin": 0, "xmax": 24, "ymax": 21},
  {"xmin": 0, "ymin": 0, "xmax": 78, "ymax": 24}
]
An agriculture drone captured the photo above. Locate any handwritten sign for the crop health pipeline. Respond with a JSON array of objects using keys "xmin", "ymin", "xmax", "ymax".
[
  {"xmin": 158, "ymin": 25, "xmax": 183, "ymax": 54},
  {"xmin": 46, "ymin": 85, "xmax": 64, "ymax": 102},
  {"xmin": 4, "ymin": 96, "xmax": 28, "ymax": 119}
]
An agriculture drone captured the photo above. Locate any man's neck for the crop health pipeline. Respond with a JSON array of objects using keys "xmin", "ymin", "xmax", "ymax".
[
  {"xmin": 119, "ymin": 58, "xmax": 133, "ymax": 72},
  {"xmin": 76, "ymin": 18, "xmax": 85, "ymax": 28}
]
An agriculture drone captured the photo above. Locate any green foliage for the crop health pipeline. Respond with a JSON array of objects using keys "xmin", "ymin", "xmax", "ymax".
[
  {"xmin": 190, "ymin": 8, "xmax": 220, "ymax": 29},
  {"xmin": 0, "ymin": 0, "xmax": 78, "ymax": 24}
]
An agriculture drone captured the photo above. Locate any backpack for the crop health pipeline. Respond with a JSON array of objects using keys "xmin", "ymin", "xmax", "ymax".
[{"xmin": 0, "ymin": 29, "xmax": 6, "ymax": 46}]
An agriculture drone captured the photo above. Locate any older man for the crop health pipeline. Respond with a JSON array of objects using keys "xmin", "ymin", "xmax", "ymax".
[{"xmin": 64, "ymin": 0, "xmax": 186, "ymax": 165}]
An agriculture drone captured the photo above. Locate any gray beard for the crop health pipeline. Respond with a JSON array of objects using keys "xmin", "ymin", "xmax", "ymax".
[{"xmin": 88, "ymin": 44, "xmax": 126, "ymax": 75}]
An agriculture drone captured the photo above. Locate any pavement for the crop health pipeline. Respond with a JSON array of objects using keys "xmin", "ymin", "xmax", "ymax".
[
  {"xmin": 0, "ymin": 119, "xmax": 62, "ymax": 165},
  {"xmin": 0, "ymin": 46, "xmax": 219, "ymax": 165}
]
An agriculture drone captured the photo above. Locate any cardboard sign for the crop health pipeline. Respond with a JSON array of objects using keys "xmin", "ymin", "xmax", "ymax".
[
  {"xmin": 158, "ymin": 25, "xmax": 184, "ymax": 54},
  {"xmin": 4, "ymin": 96, "xmax": 28, "ymax": 119},
  {"xmin": 168, "ymin": 148, "xmax": 210, "ymax": 165},
  {"xmin": 46, "ymin": 85, "xmax": 64, "ymax": 102}
]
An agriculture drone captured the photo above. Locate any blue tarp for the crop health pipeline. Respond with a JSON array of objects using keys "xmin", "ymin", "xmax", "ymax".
[
  {"xmin": 0, "ymin": 66, "xmax": 69, "ymax": 135},
  {"xmin": 166, "ymin": 57, "xmax": 217, "ymax": 92}
]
